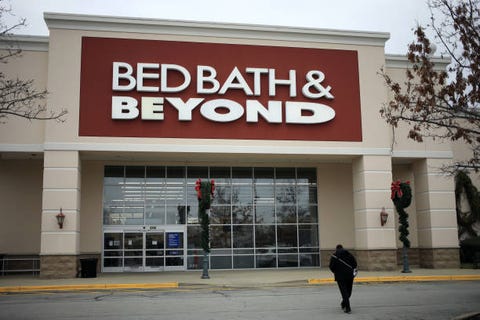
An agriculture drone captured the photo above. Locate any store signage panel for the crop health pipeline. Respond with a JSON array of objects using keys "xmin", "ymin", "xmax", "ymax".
[{"xmin": 79, "ymin": 37, "xmax": 362, "ymax": 141}]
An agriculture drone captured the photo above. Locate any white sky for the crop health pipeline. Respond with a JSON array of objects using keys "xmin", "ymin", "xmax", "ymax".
[{"xmin": 5, "ymin": 0, "xmax": 436, "ymax": 54}]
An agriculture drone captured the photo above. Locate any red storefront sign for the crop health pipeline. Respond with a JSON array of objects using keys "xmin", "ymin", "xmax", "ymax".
[{"xmin": 79, "ymin": 37, "xmax": 362, "ymax": 141}]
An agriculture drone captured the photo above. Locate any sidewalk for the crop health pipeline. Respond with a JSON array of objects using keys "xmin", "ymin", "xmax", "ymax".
[{"xmin": 0, "ymin": 268, "xmax": 479, "ymax": 293}]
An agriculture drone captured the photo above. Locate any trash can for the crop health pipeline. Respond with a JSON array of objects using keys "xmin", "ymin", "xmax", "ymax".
[{"xmin": 80, "ymin": 258, "xmax": 98, "ymax": 278}]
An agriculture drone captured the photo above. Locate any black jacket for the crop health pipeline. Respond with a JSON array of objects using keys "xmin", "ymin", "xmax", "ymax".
[{"xmin": 329, "ymin": 248, "xmax": 357, "ymax": 282}]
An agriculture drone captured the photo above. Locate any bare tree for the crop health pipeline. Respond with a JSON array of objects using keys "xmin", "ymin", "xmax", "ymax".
[
  {"xmin": 0, "ymin": 0, "xmax": 66, "ymax": 122},
  {"xmin": 380, "ymin": 0, "xmax": 480, "ymax": 172}
]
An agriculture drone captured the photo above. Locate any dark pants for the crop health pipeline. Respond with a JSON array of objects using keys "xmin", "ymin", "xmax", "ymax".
[{"xmin": 337, "ymin": 278, "xmax": 354, "ymax": 311}]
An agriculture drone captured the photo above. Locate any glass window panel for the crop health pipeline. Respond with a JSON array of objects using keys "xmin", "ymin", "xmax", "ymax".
[
  {"xmin": 146, "ymin": 250, "xmax": 164, "ymax": 256},
  {"xmin": 212, "ymin": 185, "xmax": 231, "ymax": 205},
  {"xmin": 276, "ymin": 185, "xmax": 296, "ymax": 204},
  {"xmin": 123, "ymin": 207, "xmax": 144, "ymax": 225},
  {"xmin": 211, "ymin": 248, "xmax": 232, "ymax": 255},
  {"xmin": 256, "ymin": 254, "xmax": 276, "ymax": 268},
  {"xmin": 104, "ymin": 233, "xmax": 123, "ymax": 249},
  {"xmin": 185, "ymin": 205, "xmax": 194, "ymax": 224},
  {"xmin": 300, "ymin": 247, "xmax": 320, "ymax": 253},
  {"xmin": 187, "ymin": 166, "xmax": 208, "ymax": 185},
  {"xmin": 254, "ymin": 185, "xmax": 274, "ymax": 204},
  {"xmin": 187, "ymin": 188, "xmax": 198, "ymax": 204},
  {"xmin": 276, "ymin": 205, "xmax": 296, "ymax": 223},
  {"xmin": 232, "ymin": 185, "xmax": 252, "ymax": 205},
  {"xmin": 253, "ymin": 167, "xmax": 274, "ymax": 183},
  {"xmin": 210, "ymin": 167, "xmax": 231, "ymax": 184},
  {"xmin": 146, "ymin": 166, "xmax": 165, "ymax": 179},
  {"xmin": 187, "ymin": 226, "xmax": 201, "ymax": 250},
  {"xmin": 300, "ymin": 254, "xmax": 319, "ymax": 266},
  {"xmin": 275, "ymin": 168, "xmax": 295, "ymax": 183},
  {"xmin": 124, "ymin": 233, "xmax": 142, "ymax": 249},
  {"xmin": 166, "ymin": 257, "xmax": 184, "ymax": 266},
  {"xmin": 166, "ymin": 166, "xmax": 185, "ymax": 181},
  {"xmin": 103, "ymin": 258, "xmax": 122, "ymax": 268},
  {"xmin": 104, "ymin": 251, "xmax": 122, "ymax": 257},
  {"xmin": 103, "ymin": 185, "xmax": 124, "ymax": 205},
  {"xmin": 297, "ymin": 168, "xmax": 317, "ymax": 184},
  {"xmin": 277, "ymin": 225, "xmax": 298, "ymax": 248},
  {"xmin": 210, "ymin": 206, "xmax": 231, "ymax": 224},
  {"xmin": 233, "ymin": 225, "xmax": 253, "ymax": 248},
  {"xmin": 211, "ymin": 256, "xmax": 232, "ymax": 269},
  {"xmin": 232, "ymin": 167, "xmax": 252, "ymax": 184},
  {"xmin": 255, "ymin": 225, "xmax": 275, "ymax": 247},
  {"xmin": 233, "ymin": 255, "xmax": 254, "ymax": 268},
  {"xmin": 104, "ymin": 166, "xmax": 124, "ymax": 185},
  {"xmin": 146, "ymin": 257, "xmax": 164, "ymax": 267},
  {"xmin": 298, "ymin": 205, "xmax": 318, "ymax": 223},
  {"xmin": 124, "ymin": 250, "xmax": 143, "ymax": 256},
  {"xmin": 125, "ymin": 166, "xmax": 145, "ymax": 185},
  {"xmin": 278, "ymin": 254, "xmax": 298, "ymax": 267},
  {"xmin": 187, "ymin": 255, "xmax": 203, "ymax": 269},
  {"xmin": 210, "ymin": 225, "xmax": 231, "ymax": 248},
  {"xmin": 146, "ymin": 233, "xmax": 164, "ymax": 249},
  {"xmin": 103, "ymin": 207, "xmax": 124, "ymax": 225},
  {"xmin": 167, "ymin": 206, "xmax": 186, "ymax": 224},
  {"xmin": 255, "ymin": 205, "xmax": 275, "ymax": 224},
  {"xmin": 233, "ymin": 248, "xmax": 254, "ymax": 254},
  {"xmin": 165, "ymin": 183, "xmax": 185, "ymax": 205},
  {"xmin": 144, "ymin": 184, "xmax": 165, "ymax": 203},
  {"xmin": 297, "ymin": 185, "xmax": 317, "ymax": 205},
  {"xmin": 299, "ymin": 224, "xmax": 319, "ymax": 247},
  {"xmin": 232, "ymin": 205, "xmax": 253, "ymax": 224}
]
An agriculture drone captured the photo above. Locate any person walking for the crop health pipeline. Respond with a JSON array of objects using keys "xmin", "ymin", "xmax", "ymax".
[{"xmin": 329, "ymin": 244, "xmax": 357, "ymax": 314}]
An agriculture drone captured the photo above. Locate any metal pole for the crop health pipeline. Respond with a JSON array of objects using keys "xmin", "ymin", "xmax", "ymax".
[
  {"xmin": 201, "ymin": 250, "xmax": 210, "ymax": 279},
  {"xmin": 401, "ymin": 246, "xmax": 412, "ymax": 273}
]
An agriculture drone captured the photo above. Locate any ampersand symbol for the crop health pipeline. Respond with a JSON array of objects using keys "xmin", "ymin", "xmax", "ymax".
[{"xmin": 302, "ymin": 70, "xmax": 334, "ymax": 99}]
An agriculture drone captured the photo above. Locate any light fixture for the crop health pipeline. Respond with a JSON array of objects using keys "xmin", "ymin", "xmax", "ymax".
[
  {"xmin": 380, "ymin": 207, "xmax": 388, "ymax": 226},
  {"xmin": 56, "ymin": 208, "xmax": 66, "ymax": 229}
]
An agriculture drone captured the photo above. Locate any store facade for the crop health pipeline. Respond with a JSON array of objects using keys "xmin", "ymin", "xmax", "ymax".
[{"xmin": 0, "ymin": 13, "xmax": 462, "ymax": 278}]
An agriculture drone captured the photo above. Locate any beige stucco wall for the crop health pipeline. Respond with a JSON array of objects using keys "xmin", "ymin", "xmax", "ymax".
[
  {"xmin": 318, "ymin": 163, "xmax": 355, "ymax": 250},
  {"xmin": 0, "ymin": 159, "xmax": 43, "ymax": 254},
  {"xmin": 80, "ymin": 160, "xmax": 104, "ymax": 253},
  {"xmin": 0, "ymin": 49, "xmax": 47, "ymax": 145}
]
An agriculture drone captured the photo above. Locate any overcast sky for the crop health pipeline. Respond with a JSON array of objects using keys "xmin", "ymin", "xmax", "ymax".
[{"xmin": 4, "ymin": 0, "xmax": 436, "ymax": 54}]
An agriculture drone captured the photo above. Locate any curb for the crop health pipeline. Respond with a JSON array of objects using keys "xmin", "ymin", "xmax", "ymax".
[
  {"xmin": 308, "ymin": 275, "xmax": 480, "ymax": 285},
  {"xmin": 0, "ymin": 282, "xmax": 178, "ymax": 293},
  {"xmin": 451, "ymin": 312, "xmax": 480, "ymax": 320}
]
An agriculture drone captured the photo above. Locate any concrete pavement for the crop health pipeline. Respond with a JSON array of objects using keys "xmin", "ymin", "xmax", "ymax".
[{"xmin": 0, "ymin": 268, "xmax": 479, "ymax": 293}]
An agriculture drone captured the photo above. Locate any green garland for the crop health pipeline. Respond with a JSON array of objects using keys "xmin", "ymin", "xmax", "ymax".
[
  {"xmin": 196, "ymin": 179, "xmax": 215, "ymax": 253},
  {"xmin": 455, "ymin": 171, "xmax": 480, "ymax": 239},
  {"xmin": 391, "ymin": 181, "xmax": 412, "ymax": 248}
]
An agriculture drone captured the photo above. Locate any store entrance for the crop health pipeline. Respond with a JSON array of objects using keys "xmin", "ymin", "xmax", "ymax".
[{"xmin": 103, "ymin": 227, "xmax": 186, "ymax": 272}]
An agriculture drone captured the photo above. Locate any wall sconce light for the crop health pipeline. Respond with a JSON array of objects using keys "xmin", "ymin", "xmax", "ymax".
[
  {"xmin": 56, "ymin": 208, "xmax": 66, "ymax": 229},
  {"xmin": 380, "ymin": 207, "xmax": 388, "ymax": 226}
]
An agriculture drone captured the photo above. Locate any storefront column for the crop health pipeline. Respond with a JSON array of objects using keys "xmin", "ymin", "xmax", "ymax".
[
  {"xmin": 40, "ymin": 150, "xmax": 81, "ymax": 278},
  {"xmin": 413, "ymin": 159, "xmax": 459, "ymax": 268},
  {"xmin": 352, "ymin": 155, "xmax": 397, "ymax": 270}
]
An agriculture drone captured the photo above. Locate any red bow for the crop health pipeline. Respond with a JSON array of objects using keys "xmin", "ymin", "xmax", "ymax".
[
  {"xmin": 195, "ymin": 179, "xmax": 216, "ymax": 200},
  {"xmin": 195, "ymin": 179, "xmax": 202, "ymax": 200},
  {"xmin": 391, "ymin": 180, "xmax": 410, "ymax": 199},
  {"xmin": 391, "ymin": 180, "xmax": 403, "ymax": 199},
  {"xmin": 210, "ymin": 179, "xmax": 215, "ymax": 195}
]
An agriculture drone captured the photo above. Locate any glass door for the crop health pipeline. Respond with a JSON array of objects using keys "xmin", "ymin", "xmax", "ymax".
[
  {"xmin": 145, "ymin": 232, "xmax": 164, "ymax": 270},
  {"xmin": 165, "ymin": 231, "xmax": 185, "ymax": 270},
  {"xmin": 103, "ymin": 228, "xmax": 186, "ymax": 272},
  {"xmin": 124, "ymin": 232, "xmax": 143, "ymax": 271}
]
